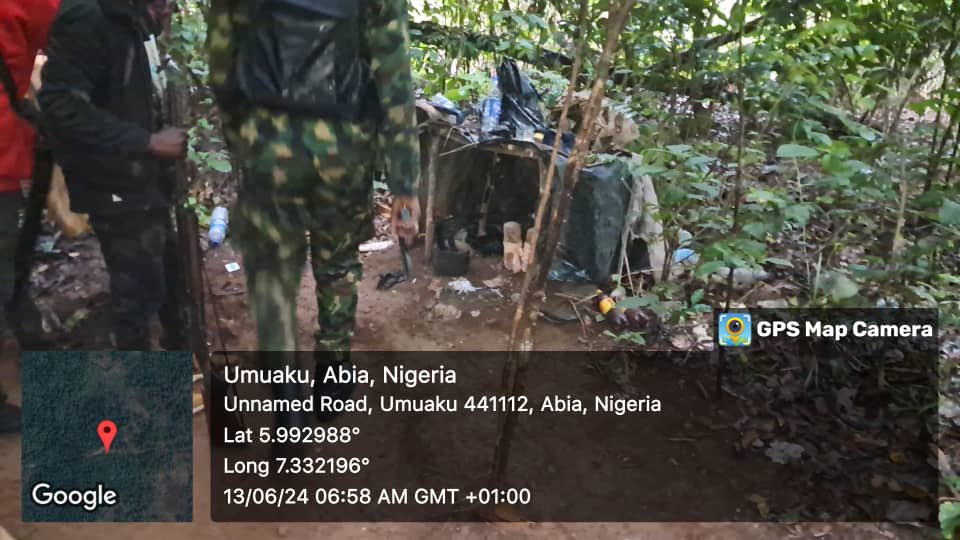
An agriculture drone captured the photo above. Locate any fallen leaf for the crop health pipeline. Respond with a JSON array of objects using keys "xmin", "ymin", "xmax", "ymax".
[
  {"xmin": 903, "ymin": 483, "xmax": 929, "ymax": 500},
  {"xmin": 747, "ymin": 494, "xmax": 770, "ymax": 518},
  {"xmin": 741, "ymin": 430, "xmax": 760, "ymax": 449},
  {"xmin": 63, "ymin": 308, "xmax": 90, "ymax": 331},
  {"xmin": 889, "ymin": 451, "xmax": 908, "ymax": 464},
  {"xmin": 483, "ymin": 277, "xmax": 508, "ymax": 289}
]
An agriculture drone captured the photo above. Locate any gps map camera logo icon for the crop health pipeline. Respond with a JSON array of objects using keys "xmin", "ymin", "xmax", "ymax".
[{"xmin": 718, "ymin": 313, "xmax": 752, "ymax": 347}]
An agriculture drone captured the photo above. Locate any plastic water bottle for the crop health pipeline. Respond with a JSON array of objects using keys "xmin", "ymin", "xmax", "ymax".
[
  {"xmin": 481, "ymin": 75, "xmax": 502, "ymax": 134},
  {"xmin": 209, "ymin": 206, "xmax": 229, "ymax": 247}
]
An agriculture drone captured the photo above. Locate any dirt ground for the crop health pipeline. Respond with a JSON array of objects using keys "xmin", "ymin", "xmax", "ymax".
[{"xmin": 0, "ymin": 235, "xmax": 928, "ymax": 539}]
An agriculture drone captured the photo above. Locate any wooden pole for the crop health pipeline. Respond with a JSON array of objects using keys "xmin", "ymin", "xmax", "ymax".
[
  {"xmin": 423, "ymin": 134, "xmax": 441, "ymax": 265},
  {"xmin": 167, "ymin": 77, "xmax": 213, "ymax": 433},
  {"xmin": 489, "ymin": 0, "xmax": 637, "ymax": 490}
]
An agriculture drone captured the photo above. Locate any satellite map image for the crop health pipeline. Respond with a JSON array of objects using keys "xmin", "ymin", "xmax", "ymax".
[{"xmin": 20, "ymin": 352, "xmax": 193, "ymax": 522}]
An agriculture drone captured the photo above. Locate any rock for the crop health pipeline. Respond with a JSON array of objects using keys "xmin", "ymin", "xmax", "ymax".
[
  {"xmin": 764, "ymin": 440, "xmax": 804, "ymax": 464},
  {"xmin": 711, "ymin": 268, "xmax": 772, "ymax": 288},
  {"xmin": 670, "ymin": 334, "xmax": 694, "ymax": 349},
  {"xmin": 431, "ymin": 304, "xmax": 462, "ymax": 321},
  {"xmin": 470, "ymin": 310, "xmax": 481, "ymax": 318}
]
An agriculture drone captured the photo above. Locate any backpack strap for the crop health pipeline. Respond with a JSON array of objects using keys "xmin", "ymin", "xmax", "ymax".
[
  {"xmin": 257, "ymin": 0, "xmax": 358, "ymax": 18},
  {"xmin": 0, "ymin": 53, "xmax": 41, "ymax": 127}
]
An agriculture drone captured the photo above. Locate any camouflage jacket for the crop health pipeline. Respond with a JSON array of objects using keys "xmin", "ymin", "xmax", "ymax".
[{"xmin": 206, "ymin": 0, "xmax": 420, "ymax": 196}]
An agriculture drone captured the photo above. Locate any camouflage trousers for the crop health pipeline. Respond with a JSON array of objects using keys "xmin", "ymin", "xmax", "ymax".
[
  {"xmin": 229, "ymin": 111, "xmax": 374, "ymax": 353},
  {"xmin": 90, "ymin": 208, "xmax": 183, "ymax": 351}
]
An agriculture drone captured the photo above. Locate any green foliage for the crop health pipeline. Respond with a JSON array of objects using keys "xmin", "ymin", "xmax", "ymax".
[
  {"xmin": 943, "ymin": 501, "xmax": 960, "ymax": 539},
  {"xmin": 165, "ymin": 1, "xmax": 209, "ymax": 83},
  {"xmin": 406, "ymin": 0, "xmax": 959, "ymax": 328},
  {"xmin": 185, "ymin": 196, "xmax": 213, "ymax": 228},
  {"xmin": 603, "ymin": 330, "xmax": 647, "ymax": 346},
  {"xmin": 187, "ymin": 117, "xmax": 233, "ymax": 175}
]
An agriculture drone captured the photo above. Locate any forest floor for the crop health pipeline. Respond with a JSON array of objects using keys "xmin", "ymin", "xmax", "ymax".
[{"xmin": 0, "ymin": 229, "xmax": 935, "ymax": 539}]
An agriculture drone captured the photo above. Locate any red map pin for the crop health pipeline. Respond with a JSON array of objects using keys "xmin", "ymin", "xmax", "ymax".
[{"xmin": 97, "ymin": 420, "xmax": 117, "ymax": 454}]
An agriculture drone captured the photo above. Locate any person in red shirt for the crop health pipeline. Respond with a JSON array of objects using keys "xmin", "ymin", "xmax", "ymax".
[{"xmin": 0, "ymin": 0, "xmax": 61, "ymax": 434}]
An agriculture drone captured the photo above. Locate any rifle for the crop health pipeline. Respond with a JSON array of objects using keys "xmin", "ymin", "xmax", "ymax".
[
  {"xmin": 164, "ymin": 74, "xmax": 247, "ymax": 442},
  {"xmin": 164, "ymin": 75, "xmax": 211, "ymax": 363},
  {"xmin": 0, "ymin": 53, "xmax": 55, "ymax": 313}
]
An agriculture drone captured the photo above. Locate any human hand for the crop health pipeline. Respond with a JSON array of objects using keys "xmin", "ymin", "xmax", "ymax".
[
  {"xmin": 391, "ymin": 196, "xmax": 421, "ymax": 246},
  {"xmin": 148, "ymin": 127, "xmax": 188, "ymax": 159}
]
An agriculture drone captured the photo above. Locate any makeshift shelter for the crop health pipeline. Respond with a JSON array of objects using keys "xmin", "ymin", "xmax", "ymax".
[{"xmin": 415, "ymin": 101, "xmax": 665, "ymax": 284}]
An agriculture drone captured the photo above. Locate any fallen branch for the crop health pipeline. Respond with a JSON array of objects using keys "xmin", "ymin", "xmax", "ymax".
[{"xmin": 489, "ymin": 0, "xmax": 637, "ymax": 489}]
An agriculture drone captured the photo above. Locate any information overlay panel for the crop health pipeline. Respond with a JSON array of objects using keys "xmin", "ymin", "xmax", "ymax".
[
  {"xmin": 21, "ymin": 352, "xmax": 193, "ymax": 522},
  {"xmin": 211, "ymin": 309, "xmax": 938, "ymax": 523}
]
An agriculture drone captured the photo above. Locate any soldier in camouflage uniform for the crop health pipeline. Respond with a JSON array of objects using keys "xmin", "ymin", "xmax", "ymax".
[{"xmin": 207, "ymin": 0, "xmax": 421, "ymax": 355}]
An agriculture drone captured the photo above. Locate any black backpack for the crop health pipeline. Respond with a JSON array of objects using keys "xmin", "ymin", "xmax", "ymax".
[{"xmin": 230, "ymin": 0, "xmax": 378, "ymax": 121}]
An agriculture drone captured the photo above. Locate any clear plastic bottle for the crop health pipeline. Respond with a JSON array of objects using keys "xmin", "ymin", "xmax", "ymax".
[
  {"xmin": 209, "ymin": 206, "xmax": 229, "ymax": 247},
  {"xmin": 481, "ymin": 75, "xmax": 502, "ymax": 134}
]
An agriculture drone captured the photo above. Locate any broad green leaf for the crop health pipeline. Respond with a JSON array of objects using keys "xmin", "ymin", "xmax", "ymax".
[
  {"xmin": 777, "ymin": 144, "xmax": 820, "ymax": 159},
  {"xmin": 619, "ymin": 295, "xmax": 660, "ymax": 310},
  {"xmin": 743, "ymin": 222, "xmax": 768, "ymax": 239},
  {"xmin": 785, "ymin": 203, "xmax": 817, "ymax": 226},
  {"xmin": 764, "ymin": 257, "xmax": 793, "ymax": 268},
  {"xmin": 941, "ymin": 501, "xmax": 960, "ymax": 539},
  {"xmin": 208, "ymin": 158, "xmax": 233, "ymax": 173},
  {"xmin": 819, "ymin": 272, "xmax": 859, "ymax": 302},
  {"xmin": 686, "ymin": 155, "xmax": 718, "ymax": 168},
  {"xmin": 634, "ymin": 164, "xmax": 667, "ymax": 176},
  {"xmin": 938, "ymin": 199, "xmax": 960, "ymax": 226},
  {"xmin": 747, "ymin": 188, "xmax": 787, "ymax": 207},
  {"xmin": 695, "ymin": 261, "xmax": 727, "ymax": 279},
  {"xmin": 690, "ymin": 288, "xmax": 705, "ymax": 305}
]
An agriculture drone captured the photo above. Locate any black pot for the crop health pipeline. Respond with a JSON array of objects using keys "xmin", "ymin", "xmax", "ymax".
[{"xmin": 434, "ymin": 249, "xmax": 470, "ymax": 276}]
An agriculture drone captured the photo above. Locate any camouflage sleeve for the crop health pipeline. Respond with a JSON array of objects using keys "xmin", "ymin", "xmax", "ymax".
[
  {"xmin": 206, "ymin": 0, "xmax": 249, "ymax": 113},
  {"xmin": 367, "ymin": 0, "xmax": 420, "ymax": 197}
]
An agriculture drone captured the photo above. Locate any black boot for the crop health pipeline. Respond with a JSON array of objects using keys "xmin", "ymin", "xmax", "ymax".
[
  {"xmin": 271, "ymin": 380, "xmax": 308, "ymax": 460},
  {"xmin": 313, "ymin": 353, "xmax": 357, "ymax": 423},
  {"xmin": 5, "ymin": 299, "xmax": 53, "ymax": 351},
  {"xmin": 159, "ymin": 330, "xmax": 186, "ymax": 352},
  {"xmin": 0, "ymin": 403, "xmax": 21, "ymax": 435}
]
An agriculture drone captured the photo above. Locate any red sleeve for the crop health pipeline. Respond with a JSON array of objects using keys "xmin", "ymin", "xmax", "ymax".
[
  {"xmin": 0, "ymin": 3, "xmax": 31, "ymax": 99},
  {"xmin": 0, "ymin": 0, "xmax": 58, "ymax": 185}
]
